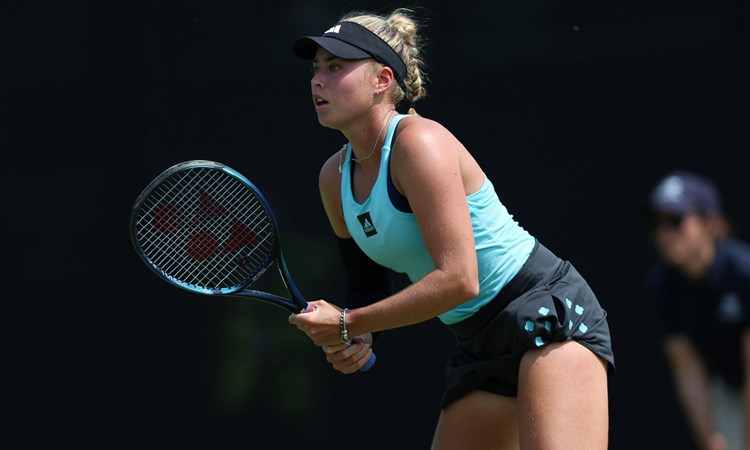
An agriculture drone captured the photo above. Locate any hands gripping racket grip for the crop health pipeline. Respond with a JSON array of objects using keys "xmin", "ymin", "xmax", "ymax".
[{"xmin": 303, "ymin": 304, "xmax": 376, "ymax": 372}]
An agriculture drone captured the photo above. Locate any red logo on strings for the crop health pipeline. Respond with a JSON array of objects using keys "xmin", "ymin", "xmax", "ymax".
[
  {"xmin": 192, "ymin": 191, "xmax": 227, "ymax": 225},
  {"xmin": 186, "ymin": 230, "xmax": 219, "ymax": 260},
  {"xmin": 223, "ymin": 219, "xmax": 258, "ymax": 254},
  {"xmin": 152, "ymin": 204, "xmax": 183, "ymax": 233},
  {"xmin": 153, "ymin": 191, "xmax": 258, "ymax": 261}
]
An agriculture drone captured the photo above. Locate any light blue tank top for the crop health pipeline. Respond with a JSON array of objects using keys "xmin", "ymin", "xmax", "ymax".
[{"xmin": 341, "ymin": 114, "xmax": 535, "ymax": 324}]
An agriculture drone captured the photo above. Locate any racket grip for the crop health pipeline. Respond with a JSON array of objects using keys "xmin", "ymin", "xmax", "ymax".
[{"xmin": 360, "ymin": 352, "xmax": 376, "ymax": 372}]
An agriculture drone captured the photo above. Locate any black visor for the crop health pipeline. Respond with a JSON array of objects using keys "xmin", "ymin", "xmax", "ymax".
[{"xmin": 293, "ymin": 21, "xmax": 407, "ymax": 89}]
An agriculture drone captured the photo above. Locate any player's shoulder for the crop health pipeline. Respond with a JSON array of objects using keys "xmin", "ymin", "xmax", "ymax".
[
  {"xmin": 319, "ymin": 144, "xmax": 345, "ymax": 188},
  {"xmin": 393, "ymin": 115, "xmax": 461, "ymax": 159},
  {"xmin": 396, "ymin": 115, "xmax": 449, "ymax": 138}
]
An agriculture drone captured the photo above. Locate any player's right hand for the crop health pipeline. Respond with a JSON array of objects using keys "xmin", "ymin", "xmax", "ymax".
[{"xmin": 321, "ymin": 335, "xmax": 373, "ymax": 374}]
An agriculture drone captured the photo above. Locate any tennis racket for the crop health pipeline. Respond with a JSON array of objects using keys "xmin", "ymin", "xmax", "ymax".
[{"xmin": 130, "ymin": 160, "xmax": 375, "ymax": 371}]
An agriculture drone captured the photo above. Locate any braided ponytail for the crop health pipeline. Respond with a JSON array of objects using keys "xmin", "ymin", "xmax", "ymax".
[{"xmin": 341, "ymin": 8, "xmax": 428, "ymax": 115}]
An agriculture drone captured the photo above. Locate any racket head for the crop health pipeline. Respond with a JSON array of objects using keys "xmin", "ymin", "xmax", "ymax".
[{"xmin": 130, "ymin": 160, "xmax": 286, "ymax": 299}]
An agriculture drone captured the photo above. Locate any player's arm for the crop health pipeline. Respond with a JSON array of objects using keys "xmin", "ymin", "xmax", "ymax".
[
  {"xmin": 319, "ymin": 149, "xmax": 394, "ymax": 313},
  {"xmin": 663, "ymin": 335, "xmax": 725, "ymax": 450},
  {"xmin": 315, "ymin": 151, "xmax": 385, "ymax": 373},
  {"xmin": 346, "ymin": 117, "xmax": 482, "ymax": 337},
  {"xmin": 318, "ymin": 149, "xmax": 392, "ymax": 319},
  {"xmin": 319, "ymin": 149, "xmax": 351, "ymax": 239}
]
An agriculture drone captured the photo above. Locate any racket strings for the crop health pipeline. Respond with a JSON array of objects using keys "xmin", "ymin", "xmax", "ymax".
[{"xmin": 135, "ymin": 167, "xmax": 276, "ymax": 291}]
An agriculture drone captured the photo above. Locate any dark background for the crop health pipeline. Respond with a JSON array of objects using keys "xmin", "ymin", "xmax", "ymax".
[{"xmin": 3, "ymin": 0, "xmax": 746, "ymax": 449}]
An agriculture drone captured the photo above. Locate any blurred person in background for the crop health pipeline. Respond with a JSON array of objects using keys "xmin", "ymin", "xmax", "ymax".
[{"xmin": 647, "ymin": 170, "xmax": 750, "ymax": 450}]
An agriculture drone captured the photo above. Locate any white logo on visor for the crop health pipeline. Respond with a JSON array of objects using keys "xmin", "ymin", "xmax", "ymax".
[{"xmin": 324, "ymin": 25, "xmax": 341, "ymax": 34}]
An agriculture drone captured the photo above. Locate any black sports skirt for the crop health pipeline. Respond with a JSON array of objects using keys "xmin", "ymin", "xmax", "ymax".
[{"xmin": 441, "ymin": 240, "xmax": 615, "ymax": 407}]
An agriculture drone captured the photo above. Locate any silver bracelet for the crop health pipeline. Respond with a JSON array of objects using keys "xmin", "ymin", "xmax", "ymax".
[{"xmin": 339, "ymin": 308, "xmax": 350, "ymax": 343}]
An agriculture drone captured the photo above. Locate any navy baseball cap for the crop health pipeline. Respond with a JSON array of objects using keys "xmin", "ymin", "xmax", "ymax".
[
  {"xmin": 649, "ymin": 170, "xmax": 723, "ymax": 216},
  {"xmin": 293, "ymin": 21, "xmax": 407, "ymax": 90}
]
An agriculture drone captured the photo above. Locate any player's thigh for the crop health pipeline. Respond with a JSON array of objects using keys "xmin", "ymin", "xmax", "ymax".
[
  {"xmin": 517, "ymin": 340, "xmax": 609, "ymax": 450},
  {"xmin": 431, "ymin": 389, "xmax": 519, "ymax": 450}
]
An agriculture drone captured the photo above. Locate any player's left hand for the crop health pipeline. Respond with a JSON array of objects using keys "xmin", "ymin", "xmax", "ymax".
[{"xmin": 288, "ymin": 299, "xmax": 342, "ymax": 346}]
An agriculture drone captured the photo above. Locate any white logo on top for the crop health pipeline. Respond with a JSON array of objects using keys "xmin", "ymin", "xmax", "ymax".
[{"xmin": 325, "ymin": 25, "xmax": 341, "ymax": 34}]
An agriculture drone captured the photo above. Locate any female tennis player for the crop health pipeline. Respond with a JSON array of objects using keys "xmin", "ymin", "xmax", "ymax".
[{"xmin": 288, "ymin": 8, "xmax": 615, "ymax": 449}]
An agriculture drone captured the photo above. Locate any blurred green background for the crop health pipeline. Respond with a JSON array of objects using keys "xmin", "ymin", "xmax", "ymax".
[{"xmin": 3, "ymin": 0, "xmax": 746, "ymax": 449}]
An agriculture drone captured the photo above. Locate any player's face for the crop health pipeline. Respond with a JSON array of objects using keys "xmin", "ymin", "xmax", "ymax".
[
  {"xmin": 651, "ymin": 211, "xmax": 711, "ymax": 267},
  {"xmin": 309, "ymin": 47, "xmax": 378, "ymax": 129}
]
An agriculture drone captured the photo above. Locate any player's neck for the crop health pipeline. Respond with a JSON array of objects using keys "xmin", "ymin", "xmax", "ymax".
[{"xmin": 346, "ymin": 109, "xmax": 394, "ymax": 162}]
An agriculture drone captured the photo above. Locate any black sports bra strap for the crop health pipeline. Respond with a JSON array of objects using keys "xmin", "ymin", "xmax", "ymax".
[{"xmin": 386, "ymin": 115, "xmax": 412, "ymax": 213}]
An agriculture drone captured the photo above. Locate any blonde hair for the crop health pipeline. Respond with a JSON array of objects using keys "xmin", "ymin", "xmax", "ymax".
[{"xmin": 340, "ymin": 8, "xmax": 428, "ymax": 114}]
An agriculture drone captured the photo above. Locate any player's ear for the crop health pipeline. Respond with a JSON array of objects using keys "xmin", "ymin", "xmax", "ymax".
[{"xmin": 374, "ymin": 64, "xmax": 396, "ymax": 94}]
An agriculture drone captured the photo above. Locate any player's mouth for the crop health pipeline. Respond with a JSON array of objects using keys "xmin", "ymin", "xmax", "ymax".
[{"xmin": 313, "ymin": 95, "xmax": 329, "ymax": 109}]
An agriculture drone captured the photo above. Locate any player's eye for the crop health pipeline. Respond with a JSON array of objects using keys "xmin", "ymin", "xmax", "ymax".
[{"xmin": 310, "ymin": 63, "xmax": 341, "ymax": 76}]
